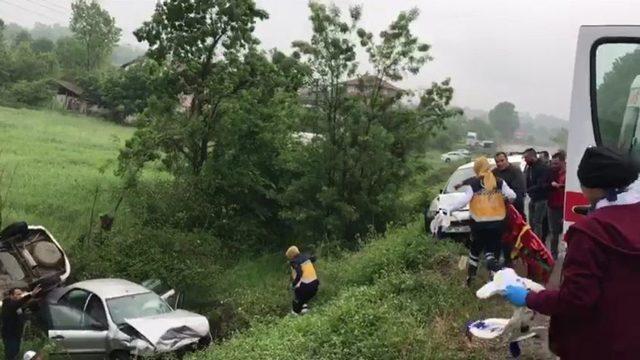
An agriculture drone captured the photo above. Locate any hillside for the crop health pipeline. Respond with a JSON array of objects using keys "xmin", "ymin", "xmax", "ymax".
[
  {"xmin": 0, "ymin": 107, "xmax": 547, "ymax": 359},
  {"xmin": 194, "ymin": 220, "xmax": 525, "ymax": 359}
]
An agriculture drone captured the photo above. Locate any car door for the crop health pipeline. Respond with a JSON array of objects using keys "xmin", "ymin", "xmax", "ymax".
[
  {"xmin": 47, "ymin": 289, "xmax": 109, "ymax": 360},
  {"xmin": 565, "ymin": 26, "xmax": 640, "ymax": 224}
]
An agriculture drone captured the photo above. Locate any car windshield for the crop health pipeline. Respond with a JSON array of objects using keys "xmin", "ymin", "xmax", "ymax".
[
  {"xmin": 444, "ymin": 167, "xmax": 476, "ymax": 193},
  {"xmin": 106, "ymin": 292, "xmax": 172, "ymax": 326}
]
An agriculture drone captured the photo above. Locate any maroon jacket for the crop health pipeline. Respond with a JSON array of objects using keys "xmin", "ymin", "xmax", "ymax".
[{"xmin": 526, "ymin": 202, "xmax": 640, "ymax": 359}]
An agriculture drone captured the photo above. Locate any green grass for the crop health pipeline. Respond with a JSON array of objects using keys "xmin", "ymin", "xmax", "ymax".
[
  {"xmin": 0, "ymin": 106, "xmax": 153, "ymax": 244},
  {"xmin": 194, "ymin": 220, "xmax": 513, "ymax": 359}
]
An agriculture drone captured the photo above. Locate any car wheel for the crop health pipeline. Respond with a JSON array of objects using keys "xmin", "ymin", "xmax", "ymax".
[{"xmin": 110, "ymin": 351, "xmax": 131, "ymax": 360}]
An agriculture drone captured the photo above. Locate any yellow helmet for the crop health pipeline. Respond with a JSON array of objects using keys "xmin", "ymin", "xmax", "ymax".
[{"xmin": 286, "ymin": 246, "xmax": 300, "ymax": 259}]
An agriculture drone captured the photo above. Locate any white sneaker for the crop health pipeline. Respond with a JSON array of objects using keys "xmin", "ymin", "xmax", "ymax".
[{"xmin": 301, "ymin": 308, "xmax": 309, "ymax": 314}]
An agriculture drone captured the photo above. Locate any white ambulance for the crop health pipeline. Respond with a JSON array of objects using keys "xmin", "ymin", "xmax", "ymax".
[{"xmin": 565, "ymin": 26, "xmax": 640, "ymax": 229}]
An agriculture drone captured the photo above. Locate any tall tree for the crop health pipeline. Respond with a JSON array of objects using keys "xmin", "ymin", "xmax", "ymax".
[
  {"xmin": 70, "ymin": 0, "xmax": 121, "ymax": 71},
  {"xmin": 0, "ymin": 18, "xmax": 5, "ymax": 47},
  {"xmin": 55, "ymin": 37, "xmax": 86, "ymax": 76},
  {"xmin": 130, "ymin": 0, "xmax": 268, "ymax": 175},
  {"xmin": 31, "ymin": 38, "xmax": 55, "ymax": 54},
  {"xmin": 489, "ymin": 101, "xmax": 519, "ymax": 139},
  {"xmin": 12, "ymin": 30, "xmax": 32, "ymax": 48},
  {"xmin": 285, "ymin": 3, "xmax": 456, "ymax": 242}
]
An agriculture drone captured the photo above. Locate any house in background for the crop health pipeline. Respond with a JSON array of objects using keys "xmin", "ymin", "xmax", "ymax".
[
  {"xmin": 299, "ymin": 74, "xmax": 403, "ymax": 107},
  {"xmin": 343, "ymin": 75, "xmax": 403, "ymax": 98},
  {"xmin": 54, "ymin": 80, "xmax": 88, "ymax": 113}
]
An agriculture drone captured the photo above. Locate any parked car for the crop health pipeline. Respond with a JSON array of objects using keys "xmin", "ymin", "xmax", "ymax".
[
  {"xmin": 41, "ymin": 278, "xmax": 211, "ymax": 359},
  {"xmin": 426, "ymin": 155, "xmax": 525, "ymax": 241},
  {"xmin": 440, "ymin": 150, "xmax": 470, "ymax": 163},
  {"xmin": 0, "ymin": 222, "xmax": 70, "ymax": 302}
]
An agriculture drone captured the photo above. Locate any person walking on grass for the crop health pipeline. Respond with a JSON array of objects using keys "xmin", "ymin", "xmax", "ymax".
[
  {"xmin": 546, "ymin": 151, "xmax": 566, "ymax": 259},
  {"xmin": 442, "ymin": 157, "xmax": 516, "ymax": 286},
  {"xmin": 286, "ymin": 246, "xmax": 319, "ymax": 315},
  {"xmin": 504, "ymin": 146, "xmax": 640, "ymax": 359},
  {"xmin": 523, "ymin": 148, "xmax": 551, "ymax": 241},
  {"xmin": 2, "ymin": 285, "xmax": 41, "ymax": 360}
]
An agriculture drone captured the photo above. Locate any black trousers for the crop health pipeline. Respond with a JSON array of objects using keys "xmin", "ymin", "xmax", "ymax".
[
  {"xmin": 293, "ymin": 280, "xmax": 319, "ymax": 313},
  {"xmin": 3, "ymin": 336, "xmax": 21, "ymax": 360},
  {"xmin": 468, "ymin": 223, "xmax": 504, "ymax": 276}
]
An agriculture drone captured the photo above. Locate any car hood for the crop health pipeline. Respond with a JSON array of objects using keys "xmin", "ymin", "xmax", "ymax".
[
  {"xmin": 436, "ymin": 193, "xmax": 470, "ymax": 221},
  {"xmin": 124, "ymin": 309, "xmax": 210, "ymax": 355}
]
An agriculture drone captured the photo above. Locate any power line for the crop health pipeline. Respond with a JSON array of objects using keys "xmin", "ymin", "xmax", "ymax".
[
  {"xmin": 24, "ymin": 0, "xmax": 69, "ymax": 16},
  {"xmin": 38, "ymin": 0, "xmax": 70, "ymax": 12},
  {"xmin": 0, "ymin": 0, "xmax": 64, "ymax": 23}
]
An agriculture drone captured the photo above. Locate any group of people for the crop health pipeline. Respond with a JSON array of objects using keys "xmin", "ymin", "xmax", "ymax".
[
  {"xmin": 449, "ymin": 148, "xmax": 567, "ymax": 285},
  {"xmin": 523, "ymin": 148, "xmax": 566, "ymax": 260},
  {"xmin": 447, "ymin": 145, "xmax": 640, "ymax": 359}
]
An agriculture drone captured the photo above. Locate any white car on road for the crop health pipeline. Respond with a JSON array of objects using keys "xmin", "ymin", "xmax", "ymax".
[
  {"xmin": 441, "ymin": 150, "xmax": 470, "ymax": 163},
  {"xmin": 426, "ymin": 155, "xmax": 525, "ymax": 240}
]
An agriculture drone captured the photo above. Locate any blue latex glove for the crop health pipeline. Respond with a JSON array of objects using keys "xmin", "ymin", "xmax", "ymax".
[{"xmin": 504, "ymin": 285, "xmax": 529, "ymax": 307}]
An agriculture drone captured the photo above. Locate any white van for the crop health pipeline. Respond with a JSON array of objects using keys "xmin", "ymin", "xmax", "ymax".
[{"xmin": 564, "ymin": 26, "xmax": 640, "ymax": 230}]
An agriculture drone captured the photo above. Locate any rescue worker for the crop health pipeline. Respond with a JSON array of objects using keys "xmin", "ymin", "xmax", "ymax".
[
  {"xmin": 286, "ymin": 246, "xmax": 319, "ymax": 315},
  {"xmin": 2, "ymin": 286, "xmax": 41, "ymax": 360},
  {"xmin": 442, "ymin": 157, "xmax": 516, "ymax": 286},
  {"xmin": 504, "ymin": 146, "xmax": 640, "ymax": 359}
]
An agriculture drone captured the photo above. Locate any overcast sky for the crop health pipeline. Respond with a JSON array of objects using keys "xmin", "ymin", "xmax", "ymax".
[{"xmin": 2, "ymin": 0, "xmax": 640, "ymax": 118}]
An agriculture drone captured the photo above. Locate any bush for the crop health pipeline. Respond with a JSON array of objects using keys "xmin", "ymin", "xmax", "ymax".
[
  {"xmin": 1, "ymin": 80, "xmax": 54, "ymax": 107},
  {"xmin": 194, "ymin": 220, "xmax": 506, "ymax": 359},
  {"xmin": 69, "ymin": 225, "xmax": 223, "ymax": 295}
]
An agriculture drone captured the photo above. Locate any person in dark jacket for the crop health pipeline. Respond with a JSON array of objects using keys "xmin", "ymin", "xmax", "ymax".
[
  {"xmin": 2, "ymin": 286, "xmax": 41, "ymax": 360},
  {"xmin": 286, "ymin": 246, "xmax": 319, "ymax": 315},
  {"xmin": 523, "ymin": 148, "xmax": 551, "ymax": 240},
  {"xmin": 546, "ymin": 151, "xmax": 566, "ymax": 259},
  {"xmin": 493, "ymin": 152, "xmax": 526, "ymax": 216},
  {"xmin": 493, "ymin": 152, "xmax": 526, "ymax": 266},
  {"xmin": 504, "ymin": 146, "xmax": 640, "ymax": 359}
]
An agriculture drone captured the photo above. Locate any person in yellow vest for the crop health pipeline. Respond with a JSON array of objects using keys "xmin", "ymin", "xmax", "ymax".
[
  {"xmin": 286, "ymin": 246, "xmax": 319, "ymax": 315},
  {"xmin": 442, "ymin": 157, "xmax": 516, "ymax": 286}
]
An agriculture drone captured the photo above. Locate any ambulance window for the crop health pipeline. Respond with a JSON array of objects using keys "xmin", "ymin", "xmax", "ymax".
[{"xmin": 593, "ymin": 42, "xmax": 640, "ymax": 154}]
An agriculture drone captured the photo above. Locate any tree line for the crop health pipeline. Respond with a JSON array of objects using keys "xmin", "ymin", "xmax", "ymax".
[{"xmin": 0, "ymin": 0, "xmax": 143, "ymax": 115}]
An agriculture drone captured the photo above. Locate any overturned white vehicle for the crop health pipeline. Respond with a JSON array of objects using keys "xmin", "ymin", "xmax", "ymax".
[{"xmin": 0, "ymin": 222, "xmax": 211, "ymax": 359}]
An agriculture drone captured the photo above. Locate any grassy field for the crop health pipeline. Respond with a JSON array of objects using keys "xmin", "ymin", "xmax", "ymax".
[{"xmin": 0, "ymin": 106, "xmax": 146, "ymax": 244}]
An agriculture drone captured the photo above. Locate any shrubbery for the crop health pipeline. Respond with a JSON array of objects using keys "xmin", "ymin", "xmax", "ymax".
[
  {"xmin": 195, "ymin": 220, "xmax": 506, "ymax": 359},
  {"xmin": 0, "ymin": 80, "xmax": 54, "ymax": 107}
]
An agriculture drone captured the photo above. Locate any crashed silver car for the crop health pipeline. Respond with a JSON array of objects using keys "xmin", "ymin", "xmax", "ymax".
[
  {"xmin": 41, "ymin": 278, "xmax": 211, "ymax": 359},
  {"xmin": 0, "ymin": 222, "xmax": 211, "ymax": 359}
]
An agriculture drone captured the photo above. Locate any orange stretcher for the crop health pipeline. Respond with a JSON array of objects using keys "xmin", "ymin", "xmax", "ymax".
[{"xmin": 502, "ymin": 205, "xmax": 555, "ymax": 284}]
